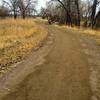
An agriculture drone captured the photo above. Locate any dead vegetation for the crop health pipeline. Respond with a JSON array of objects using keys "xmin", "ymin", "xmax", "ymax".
[{"xmin": 0, "ymin": 18, "xmax": 48, "ymax": 74}]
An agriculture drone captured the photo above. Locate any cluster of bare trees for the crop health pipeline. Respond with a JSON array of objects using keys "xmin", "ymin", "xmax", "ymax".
[
  {"xmin": 40, "ymin": 0, "xmax": 100, "ymax": 28},
  {"xmin": 0, "ymin": 0, "xmax": 99, "ymax": 28},
  {"xmin": 0, "ymin": 0, "xmax": 37, "ymax": 19}
]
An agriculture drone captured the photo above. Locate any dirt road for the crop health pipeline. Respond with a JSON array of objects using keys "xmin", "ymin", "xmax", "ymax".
[{"xmin": 1, "ymin": 20, "xmax": 100, "ymax": 100}]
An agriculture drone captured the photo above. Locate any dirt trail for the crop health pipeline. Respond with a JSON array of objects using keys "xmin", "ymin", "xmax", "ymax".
[{"xmin": 1, "ymin": 21, "xmax": 95, "ymax": 100}]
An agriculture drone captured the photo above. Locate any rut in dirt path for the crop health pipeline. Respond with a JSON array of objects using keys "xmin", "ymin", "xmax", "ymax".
[{"xmin": 2, "ymin": 24, "xmax": 92, "ymax": 100}]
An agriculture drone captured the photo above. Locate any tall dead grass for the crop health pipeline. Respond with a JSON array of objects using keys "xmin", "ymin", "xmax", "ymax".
[{"xmin": 0, "ymin": 18, "xmax": 48, "ymax": 74}]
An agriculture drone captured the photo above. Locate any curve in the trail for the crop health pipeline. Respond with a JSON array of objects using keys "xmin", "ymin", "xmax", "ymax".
[{"xmin": 2, "ymin": 23, "xmax": 92, "ymax": 100}]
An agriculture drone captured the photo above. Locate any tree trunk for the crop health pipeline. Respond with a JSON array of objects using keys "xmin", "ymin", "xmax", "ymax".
[
  {"xmin": 91, "ymin": 0, "xmax": 97, "ymax": 28},
  {"xmin": 75, "ymin": 0, "xmax": 80, "ymax": 26},
  {"xmin": 22, "ymin": 11, "xmax": 26, "ymax": 19},
  {"xmin": 14, "ymin": 10, "xmax": 17, "ymax": 19},
  {"xmin": 95, "ymin": 10, "xmax": 100, "ymax": 27},
  {"xmin": 65, "ymin": 12, "xmax": 72, "ymax": 26},
  {"xmin": 57, "ymin": 0, "xmax": 72, "ymax": 26}
]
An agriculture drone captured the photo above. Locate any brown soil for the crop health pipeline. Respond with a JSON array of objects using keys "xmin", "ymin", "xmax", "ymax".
[{"xmin": 0, "ymin": 19, "xmax": 100, "ymax": 100}]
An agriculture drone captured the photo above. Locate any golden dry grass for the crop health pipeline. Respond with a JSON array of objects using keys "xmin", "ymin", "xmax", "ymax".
[
  {"xmin": 55, "ymin": 25, "xmax": 100, "ymax": 36},
  {"xmin": 0, "ymin": 18, "xmax": 48, "ymax": 73},
  {"xmin": 54, "ymin": 24, "xmax": 100, "ymax": 45}
]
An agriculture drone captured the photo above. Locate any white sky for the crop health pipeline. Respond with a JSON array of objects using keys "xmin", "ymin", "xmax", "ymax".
[
  {"xmin": 37, "ymin": 0, "xmax": 50, "ymax": 11},
  {"xmin": 0, "ymin": 0, "xmax": 49, "ymax": 12}
]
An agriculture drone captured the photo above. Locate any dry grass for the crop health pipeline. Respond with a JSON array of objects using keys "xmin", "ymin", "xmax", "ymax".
[
  {"xmin": 55, "ymin": 25, "xmax": 100, "ymax": 36},
  {"xmin": 54, "ymin": 24, "xmax": 100, "ymax": 45},
  {"xmin": 68, "ymin": 26, "xmax": 100, "ymax": 45},
  {"xmin": 0, "ymin": 18, "xmax": 48, "ymax": 73}
]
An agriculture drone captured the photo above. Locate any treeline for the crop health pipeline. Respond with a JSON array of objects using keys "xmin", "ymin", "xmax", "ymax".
[
  {"xmin": 0, "ymin": 0, "xmax": 37, "ymax": 19},
  {"xmin": 40, "ymin": 0, "xmax": 100, "ymax": 28}
]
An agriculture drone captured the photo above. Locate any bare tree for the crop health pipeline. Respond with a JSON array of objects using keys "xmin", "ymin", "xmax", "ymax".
[
  {"xmin": 95, "ymin": 10, "xmax": 100, "ymax": 27},
  {"xmin": 55, "ymin": 0, "xmax": 72, "ymax": 26},
  {"xmin": 18, "ymin": 0, "xmax": 37, "ymax": 19},
  {"xmin": 3, "ymin": 0, "xmax": 19, "ymax": 19},
  {"xmin": 91, "ymin": 0, "xmax": 98, "ymax": 28},
  {"xmin": 75, "ymin": 0, "xmax": 80, "ymax": 26}
]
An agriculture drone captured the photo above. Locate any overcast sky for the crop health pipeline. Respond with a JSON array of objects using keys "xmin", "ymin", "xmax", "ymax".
[
  {"xmin": 37, "ymin": 0, "xmax": 47, "ymax": 9},
  {"xmin": 0, "ymin": 0, "xmax": 49, "ymax": 12}
]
